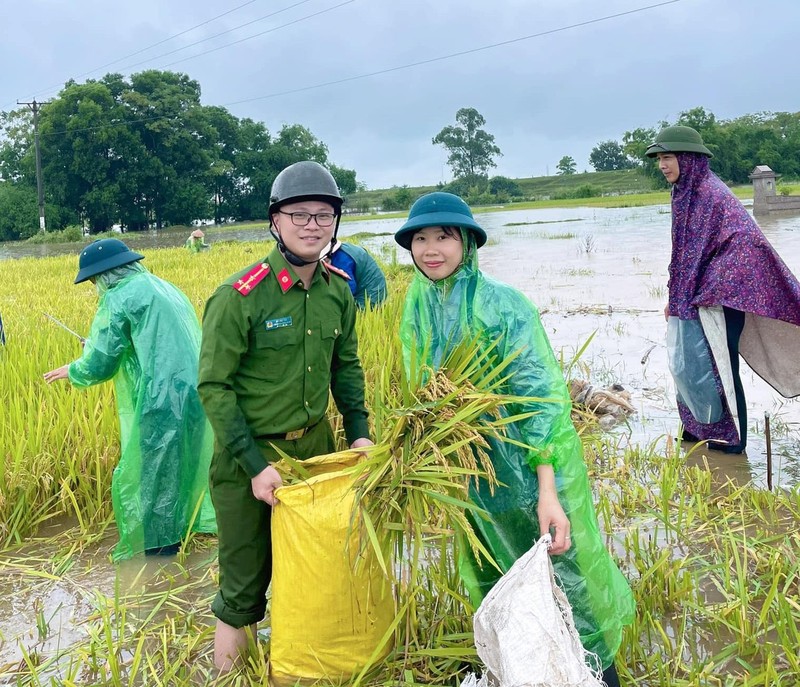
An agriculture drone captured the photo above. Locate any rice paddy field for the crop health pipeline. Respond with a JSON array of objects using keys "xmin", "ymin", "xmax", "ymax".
[{"xmin": 1, "ymin": 204, "xmax": 799, "ymax": 686}]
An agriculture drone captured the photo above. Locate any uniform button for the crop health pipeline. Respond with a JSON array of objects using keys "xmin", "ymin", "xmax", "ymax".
[
  {"xmin": 306, "ymin": 293, "xmax": 310, "ymax": 299},
  {"xmin": 307, "ymin": 366, "xmax": 312, "ymax": 372},
  {"xmin": 334, "ymin": 328, "xmax": 339, "ymax": 335},
  {"xmin": 304, "ymin": 401, "xmax": 309, "ymax": 407},
  {"xmin": 307, "ymin": 329, "xmax": 312, "ymax": 335}
]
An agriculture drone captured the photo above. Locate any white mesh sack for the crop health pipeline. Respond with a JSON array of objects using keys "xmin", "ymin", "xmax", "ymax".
[{"xmin": 464, "ymin": 534, "xmax": 604, "ymax": 687}]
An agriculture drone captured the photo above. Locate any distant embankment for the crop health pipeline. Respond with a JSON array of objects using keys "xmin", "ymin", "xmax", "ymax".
[{"xmin": 345, "ymin": 169, "xmax": 657, "ymax": 213}]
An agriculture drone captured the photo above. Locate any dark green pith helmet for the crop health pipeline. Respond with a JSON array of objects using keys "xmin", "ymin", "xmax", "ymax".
[
  {"xmin": 74, "ymin": 239, "xmax": 144, "ymax": 284},
  {"xmin": 394, "ymin": 192, "xmax": 487, "ymax": 250},
  {"xmin": 268, "ymin": 161, "xmax": 343, "ymax": 216},
  {"xmin": 645, "ymin": 125, "xmax": 713, "ymax": 158}
]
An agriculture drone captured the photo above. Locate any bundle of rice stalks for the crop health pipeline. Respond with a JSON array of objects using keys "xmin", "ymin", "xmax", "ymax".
[{"xmin": 274, "ymin": 337, "xmax": 540, "ymax": 685}]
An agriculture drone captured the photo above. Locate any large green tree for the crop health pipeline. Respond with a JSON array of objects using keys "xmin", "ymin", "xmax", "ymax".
[
  {"xmin": 123, "ymin": 70, "xmax": 212, "ymax": 229},
  {"xmin": 433, "ymin": 107, "xmax": 502, "ymax": 178},
  {"xmin": 589, "ymin": 140, "xmax": 635, "ymax": 171},
  {"xmin": 625, "ymin": 107, "xmax": 800, "ymax": 186},
  {"xmin": 556, "ymin": 156, "xmax": 576, "ymax": 175},
  {"xmin": 38, "ymin": 79, "xmax": 139, "ymax": 232},
  {"xmin": 0, "ymin": 69, "xmax": 362, "ymax": 238}
]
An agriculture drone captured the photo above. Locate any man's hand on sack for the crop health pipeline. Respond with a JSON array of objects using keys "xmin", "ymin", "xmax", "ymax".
[{"xmin": 252, "ymin": 465, "xmax": 283, "ymax": 506}]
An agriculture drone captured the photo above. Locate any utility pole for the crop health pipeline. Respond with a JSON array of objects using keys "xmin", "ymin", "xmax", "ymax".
[{"xmin": 17, "ymin": 99, "xmax": 49, "ymax": 233}]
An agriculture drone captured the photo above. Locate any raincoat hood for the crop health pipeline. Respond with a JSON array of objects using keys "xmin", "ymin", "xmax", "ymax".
[
  {"xmin": 668, "ymin": 151, "xmax": 800, "ymax": 400},
  {"xmin": 668, "ymin": 152, "xmax": 800, "ymax": 325},
  {"xmin": 404, "ymin": 229, "xmax": 480, "ymax": 367}
]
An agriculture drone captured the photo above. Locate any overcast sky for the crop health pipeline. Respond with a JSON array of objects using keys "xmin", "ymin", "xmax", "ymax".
[{"xmin": 2, "ymin": 0, "xmax": 799, "ymax": 189}]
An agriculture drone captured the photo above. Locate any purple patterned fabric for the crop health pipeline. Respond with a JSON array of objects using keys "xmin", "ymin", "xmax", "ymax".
[
  {"xmin": 679, "ymin": 399, "xmax": 740, "ymax": 448},
  {"xmin": 667, "ymin": 153, "xmax": 800, "ymax": 323},
  {"xmin": 668, "ymin": 153, "xmax": 800, "ymax": 449}
]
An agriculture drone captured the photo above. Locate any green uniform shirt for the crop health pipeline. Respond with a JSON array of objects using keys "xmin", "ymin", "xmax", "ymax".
[{"xmin": 198, "ymin": 247, "xmax": 370, "ymax": 478}]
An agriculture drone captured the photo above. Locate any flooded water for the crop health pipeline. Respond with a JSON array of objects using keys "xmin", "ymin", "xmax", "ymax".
[
  {"xmin": 2, "ymin": 205, "xmax": 799, "ymax": 490},
  {"xmin": 2, "ymin": 202, "xmax": 800, "ymax": 674},
  {"xmin": 0, "ymin": 518, "xmax": 218, "ymax": 675},
  {"xmin": 343, "ymin": 203, "xmax": 800, "ymax": 491}
]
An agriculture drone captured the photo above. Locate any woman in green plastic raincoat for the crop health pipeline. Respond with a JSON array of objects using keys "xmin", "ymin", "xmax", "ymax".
[
  {"xmin": 185, "ymin": 229, "xmax": 210, "ymax": 253},
  {"xmin": 394, "ymin": 193, "xmax": 634, "ymax": 686},
  {"xmin": 44, "ymin": 239, "xmax": 217, "ymax": 560}
]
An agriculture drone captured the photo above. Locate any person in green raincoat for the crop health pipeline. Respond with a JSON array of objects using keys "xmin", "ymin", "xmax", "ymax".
[
  {"xmin": 185, "ymin": 229, "xmax": 210, "ymax": 253},
  {"xmin": 44, "ymin": 239, "xmax": 216, "ymax": 560},
  {"xmin": 394, "ymin": 193, "xmax": 635, "ymax": 687}
]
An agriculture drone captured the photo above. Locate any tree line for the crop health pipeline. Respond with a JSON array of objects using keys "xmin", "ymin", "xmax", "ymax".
[
  {"xmin": 586, "ymin": 106, "xmax": 800, "ymax": 183},
  {"xmin": 0, "ymin": 70, "xmax": 358, "ymax": 241},
  {"xmin": 431, "ymin": 105, "xmax": 800, "ymax": 203}
]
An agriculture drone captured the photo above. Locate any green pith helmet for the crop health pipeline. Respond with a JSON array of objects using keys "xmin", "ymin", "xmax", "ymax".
[
  {"xmin": 394, "ymin": 192, "xmax": 487, "ymax": 250},
  {"xmin": 268, "ymin": 161, "xmax": 343, "ymax": 216},
  {"xmin": 645, "ymin": 125, "xmax": 713, "ymax": 158},
  {"xmin": 74, "ymin": 239, "xmax": 144, "ymax": 284}
]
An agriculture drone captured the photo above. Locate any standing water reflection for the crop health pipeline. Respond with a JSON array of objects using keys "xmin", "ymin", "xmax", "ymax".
[{"xmin": 3, "ymin": 204, "xmax": 799, "ymax": 487}]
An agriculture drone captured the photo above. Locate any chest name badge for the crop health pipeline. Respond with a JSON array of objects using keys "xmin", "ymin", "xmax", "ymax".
[{"xmin": 264, "ymin": 316, "xmax": 292, "ymax": 330}]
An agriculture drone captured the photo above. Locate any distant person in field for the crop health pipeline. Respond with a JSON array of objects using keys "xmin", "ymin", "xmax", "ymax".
[
  {"xmin": 647, "ymin": 125, "xmax": 800, "ymax": 454},
  {"xmin": 43, "ymin": 239, "xmax": 217, "ymax": 560},
  {"xmin": 185, "ymin": 229, "xmax": 211, "ymax": 253},
  {"xmin": 322, "ymin": 240, "xmax": 387, "ymax": 309}
]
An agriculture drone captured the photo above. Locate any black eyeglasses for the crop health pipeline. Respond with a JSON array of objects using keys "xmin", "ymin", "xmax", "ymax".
[{"xmin": 278, "ymin": 210, "xmax": 336, "ymax": 227}]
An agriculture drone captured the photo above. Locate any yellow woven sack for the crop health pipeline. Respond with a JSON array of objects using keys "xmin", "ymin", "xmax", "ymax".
[{"xmin": 269, "ymin": 451, "xmax": 394, "ymax": 686}]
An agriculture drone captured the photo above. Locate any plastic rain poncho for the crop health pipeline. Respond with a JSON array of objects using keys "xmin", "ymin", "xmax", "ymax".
[
  {"xmin": 68, "ymin": 263, "xmax": 216, "ymax": 560},
  {"xmin": 399, "ymin": 232, "xmax": 635, "ymax": 669}
]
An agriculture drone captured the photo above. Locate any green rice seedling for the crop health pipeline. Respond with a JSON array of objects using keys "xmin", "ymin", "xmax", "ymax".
[
  {"xmin": 647, "ymin": 283, "xmax": 667, "ymax": 300},
  {"xmin": 562, "ymin": 267, "xmax": 595, "ymax": 277}
]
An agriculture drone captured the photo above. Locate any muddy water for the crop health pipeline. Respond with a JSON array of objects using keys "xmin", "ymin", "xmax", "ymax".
[
  {"xmin": 2, "ymin": 204, "xmax": 799, "ymax": 488},
  {"xmin": 473, "ymin": 204, "xmax": 800, "ymax": 490},
  {"xmin": 0, "ymin": 519, "xmax": 218, "ymax": 673},
  {"xmin": 367, "ymin": 203, "xmax": 800, "ymax": 489},
  {"xmin": 2, "ymin": 202, "xmax": 799, "ymax": 672}
]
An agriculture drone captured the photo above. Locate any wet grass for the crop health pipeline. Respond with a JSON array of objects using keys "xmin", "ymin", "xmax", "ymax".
[
  {"xmin": 504, "ymin": 218, "xmax": 583, "ymax": 226},
  {"xmin": 562, "ymin": 268, "xmax": 595, "ymax": 277},
  {"xmin": 544, "ymin": 231, "xmax": 578, "ymax": 240},
  {"xmin": 0, "ymin": 245, "xmax": 798, "ymax": 685}
]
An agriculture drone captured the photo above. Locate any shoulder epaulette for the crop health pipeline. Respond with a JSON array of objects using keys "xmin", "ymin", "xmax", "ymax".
[
  {"xmin": 233, "ymin": 263, "xmax": 270, "ymax": 295},
  {"xmin": 323, "ymin": 260, "xmax": 352, "ymax": 281}
]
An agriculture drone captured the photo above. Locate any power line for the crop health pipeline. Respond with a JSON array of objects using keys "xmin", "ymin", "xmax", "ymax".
[
  {"xmin": 28, "ymin": 0, "xmax": 682, "ymax": 141},
  {"xmin": 109, "ymin": 0, "xmax": 317, "ymax": 75},
  {"xmin": 226, "ymin": 0, "xmax": 682, "ymax": 106},
  {"xmin": 160, "ymin": 0, "xmax": 354, "ymax": 69},
  {"xmin": 14, "ymin": 0, "xmax": 345, "ymax": 109},
  {"xmin": 23, "ymin": 0, "xmax": 263, "ymax": 102}
]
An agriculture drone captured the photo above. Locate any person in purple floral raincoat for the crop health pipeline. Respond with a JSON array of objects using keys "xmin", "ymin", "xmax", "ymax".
[{"xmin": 646, "ymin": 125, "xmax": 800, "ymax": 454}]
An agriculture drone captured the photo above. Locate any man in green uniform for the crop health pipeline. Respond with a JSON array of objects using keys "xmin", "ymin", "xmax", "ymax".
[{"xmin": 198, "ymin": 160, "xmax": 373, "ymax": 671}]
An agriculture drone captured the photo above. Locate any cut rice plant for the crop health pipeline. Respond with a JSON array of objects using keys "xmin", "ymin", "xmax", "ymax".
[
  {"xmin": 274, "ymin": 335, "xmax": 549, "ymax": 685},
  {"xmin": 1, "ymin": 242, "xmax": 799, "ymax": 686}
]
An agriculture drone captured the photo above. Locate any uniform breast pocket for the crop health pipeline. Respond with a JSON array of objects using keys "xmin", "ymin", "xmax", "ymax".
[
  {"xmin": 317, "ymin": 319, "xmax": 341, "ymax": 371},
  {"xmin": 253, "ymin": 328, "xmax": 300, "ymax": 379}
]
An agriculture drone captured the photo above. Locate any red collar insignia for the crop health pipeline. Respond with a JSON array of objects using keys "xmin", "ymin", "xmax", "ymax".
[
  {"xmin": 233, "ymin": 263, "xmax": 270, "ymax": 295},
  {"xmin": 276, "ymin": 267, "xmax": 294, "ymax": 293}
]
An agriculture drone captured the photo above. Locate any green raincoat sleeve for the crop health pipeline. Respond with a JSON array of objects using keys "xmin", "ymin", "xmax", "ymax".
[
  {"xmin": 68, "ymin": 272, "xmax": 216, "ymax": 560},
  {"xmin": 399, "ymin": 260, "xmax": 634, "ymax": 670}
]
